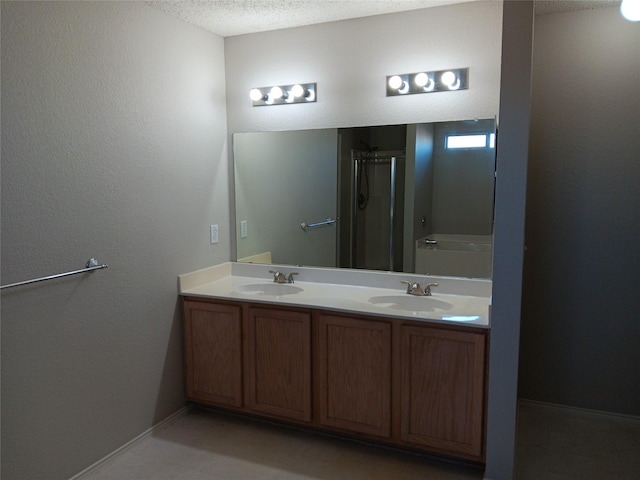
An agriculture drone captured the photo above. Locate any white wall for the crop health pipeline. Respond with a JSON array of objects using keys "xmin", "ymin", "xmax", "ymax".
[
  {"xmin": 1, "ymin": 2, "xmax": 229, "ymax": 478},
  {"xmin": 520, "ymin": 6, "xmax": 640, "ymax": 415},
  {"xmin": 224, "ymin": 1, "xmax": 503, "ymax": 134}
]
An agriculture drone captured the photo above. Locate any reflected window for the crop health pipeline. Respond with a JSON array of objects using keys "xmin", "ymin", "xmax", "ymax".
[{"xmin": 446, "ymin": 133, "xmax": 495, "ymax": 149}]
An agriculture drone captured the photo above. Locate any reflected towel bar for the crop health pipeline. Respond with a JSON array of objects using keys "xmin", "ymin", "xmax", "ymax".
[
  {"xmin": 300, "ymin": 218, "xmax": 337, "ymax": 230},
  {"xmin": 0, "ymin": 258, "xmax": 109, "ymax": 290}
]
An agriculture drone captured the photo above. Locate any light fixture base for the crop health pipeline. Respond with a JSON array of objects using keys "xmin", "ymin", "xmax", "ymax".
[
  {"xmin": 386, "ymin": 68, "xmax": 469, "ymax": 96},
  {"xmin": 250, "ymin": 82, "xmax": 317, "ymax": 106}
]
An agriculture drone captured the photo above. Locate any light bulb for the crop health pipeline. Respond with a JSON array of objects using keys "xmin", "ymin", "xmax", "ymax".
[
  {"xmin": 414, "ymin": 72, "xmax": 429, "ymax": 87},
  {"xmin": 441, "ymin": 71, "xmax": 456, "ymax": 86},
  {"xmin": 441, "ymin": 71, "xmax": 461, "ymax": 90},
  {"xmin": 250, "ymin": 88, "xmax": 264, "ymax": 101},
  {"xmin": 270, "ymin": 86, "xmax": 284, "ymax": 99},
  {"xmin": 291, "ymin": 84, "xmax": 305, "ymax": 97},
  {"xmin": 388, "ymin": 75, "xmax": 403, "ymax": 90},
  {"xmin": 621, "ymin": 0, "xmax": 640, "ymax": 21}
]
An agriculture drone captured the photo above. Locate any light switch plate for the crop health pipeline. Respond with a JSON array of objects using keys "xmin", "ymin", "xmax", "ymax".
[
  {"xmin": 210, "ymin": 224, "xmax": 219, "ymax": 244},
  {"xmin": 240, "ymin": 220, "xmax": 248, "ymax": 239}
]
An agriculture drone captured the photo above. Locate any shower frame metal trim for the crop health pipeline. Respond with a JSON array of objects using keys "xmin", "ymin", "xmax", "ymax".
[{"xmin": 350, "ymin": 150, "xmax": 405, "ymax": 271}]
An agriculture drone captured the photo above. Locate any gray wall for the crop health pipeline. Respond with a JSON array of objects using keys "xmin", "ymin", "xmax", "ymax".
[
  {"xmin": 1, "ymin": 2, "xmax": 229, "ymax": 478},
  {"xmin": 485, "ymin": 2, "xmax": 533, "ymax": 478},
  {"xmin": 519, "ymin": 6, "xmax": 640, "ymax": 415}
]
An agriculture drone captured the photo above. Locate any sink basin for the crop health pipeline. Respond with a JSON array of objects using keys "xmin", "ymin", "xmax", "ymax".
[
  {"xmin": 368, "ymin": 295, "xmax": 453, "ymax": 313},
  {"xmin": 235, "ymin": 283, "xmax": 303, "ymax": 296}
]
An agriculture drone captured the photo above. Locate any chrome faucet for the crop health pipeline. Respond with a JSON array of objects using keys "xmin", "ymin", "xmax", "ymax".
[
  {"xmin": 401, "ymin": 280, "xmax": 438, "ymax": 296},
  {"xmin": 269, "ymin": 270, "xmax": 299, "ymax": 284}
]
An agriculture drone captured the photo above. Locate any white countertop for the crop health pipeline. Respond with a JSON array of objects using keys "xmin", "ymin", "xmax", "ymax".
[{"xmin": 179, "ymin": 263, "xmax": 491, "ymax": 328}]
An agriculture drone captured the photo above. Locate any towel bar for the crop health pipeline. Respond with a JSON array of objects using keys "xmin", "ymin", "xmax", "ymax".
[
  {"xmin": 0, "ymin": 258, "xmax": 108, "ymax": 290},
  {"xmin": 300, "ymin": 218, "xmax": 336, "ymax": 230}
]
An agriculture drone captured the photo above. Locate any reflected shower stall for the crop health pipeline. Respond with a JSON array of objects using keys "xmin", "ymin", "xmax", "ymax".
[{"xmin": 350, "ymin": 150, "xmax": 406, "ymax": 271}]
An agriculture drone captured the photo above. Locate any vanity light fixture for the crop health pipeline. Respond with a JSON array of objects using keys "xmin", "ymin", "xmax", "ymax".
[
  {"xmin": 386, "ymin": 68, "xmax": 468, "ymax": 96},
  {"xmin": 250, "ymin": 82, "xmax": 317, "ymax": 106}
]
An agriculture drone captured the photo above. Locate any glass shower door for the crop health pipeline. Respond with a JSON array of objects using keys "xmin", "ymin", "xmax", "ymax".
[{"xmin": 351, "ymin": 150, "xmax": 405, "ymax": 271}]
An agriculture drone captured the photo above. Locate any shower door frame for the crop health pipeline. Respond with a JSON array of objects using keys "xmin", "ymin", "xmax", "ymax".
[{"xmin": 350, "ymin": 150, "xmax": 406, "ymax": 271}]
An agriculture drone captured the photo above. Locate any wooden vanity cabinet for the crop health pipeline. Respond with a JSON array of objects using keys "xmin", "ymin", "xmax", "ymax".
[
  {"xmin": 315, "ymin": 313, "xmax": 392, "ymax": 438},
  {"xmin": 182, "ymin": 297, "xmax": 486, "ymax": 462},
  {"xmin": 399, "ymin": 325, "xmax": 486, "ymax": 459},
  {"xmin": 183, "ymin": 300, "xmax": 243, "ymax": 408},
  {"xmin": 244, "ymin": 307, "xmax": 312, "ymax": 422}
]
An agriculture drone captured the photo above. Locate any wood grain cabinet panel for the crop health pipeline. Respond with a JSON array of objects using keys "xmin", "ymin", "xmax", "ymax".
[
  {"xmin": 182, "ymin": 297, "xmax": 487, "ymax": 463},
  {"xmin": 316, "ymin": 314, "xmax": 392, "ymax": 438},
  {"xmin": 400, "ymin": 325, "xmax": 486, "ymax": 459},
  {"xmin": 183, "ymin": 301, "xmax": 242, "ymax": 408},
  {"xmin": 245, "ymin": 307, "xmax": 312, "ymax": 422}
]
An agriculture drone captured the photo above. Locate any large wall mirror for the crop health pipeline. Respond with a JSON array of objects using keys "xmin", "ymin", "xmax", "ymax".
[{"xmin": 234, "ymin": 118, "xmax": 496, "ymax": 278}]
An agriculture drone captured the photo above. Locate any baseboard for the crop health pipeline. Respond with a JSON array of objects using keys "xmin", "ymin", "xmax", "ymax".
[
  {"xmin": 69, "ymin": 404, "xmax": 193, "ymax": 480},
  {"xmin": 518, "ymin": 398, "xmax": 640, "ymax": 425}
]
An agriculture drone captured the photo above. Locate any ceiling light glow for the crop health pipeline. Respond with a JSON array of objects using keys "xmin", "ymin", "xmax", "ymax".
[{"xmin": 621, "ymin": 0, "xmax": 640, "ymax": 21}]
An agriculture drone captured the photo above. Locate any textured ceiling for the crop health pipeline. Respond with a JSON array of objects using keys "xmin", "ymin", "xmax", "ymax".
[
  {"xmin": 144, "ymin": 0, "xmax": 621, "ymax": 37},
  {"xmin": 535, "ymin": 0, "xmax": 619, "ymax": 15}
]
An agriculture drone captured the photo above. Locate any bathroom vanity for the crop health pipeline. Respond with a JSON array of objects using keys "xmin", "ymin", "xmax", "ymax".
[{"xmin": 179, "ymin": 262, "xmax": 491, "ymax": 463}]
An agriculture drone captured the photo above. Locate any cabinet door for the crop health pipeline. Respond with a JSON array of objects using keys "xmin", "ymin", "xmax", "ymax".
[
  {"xmin": 317, "ymin": 314, "xmax": 392, "ymax": 437},
  {"xmin": 400, "ymin": 326, "xmax": 485, "ymax": 459},
  {"xmin": 245, "ymin": 307, "xmax": 312, "ymax": 422},
  {"xmin": 183, "ymin": 301, "xmax": 242, "ymax": 408}
]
